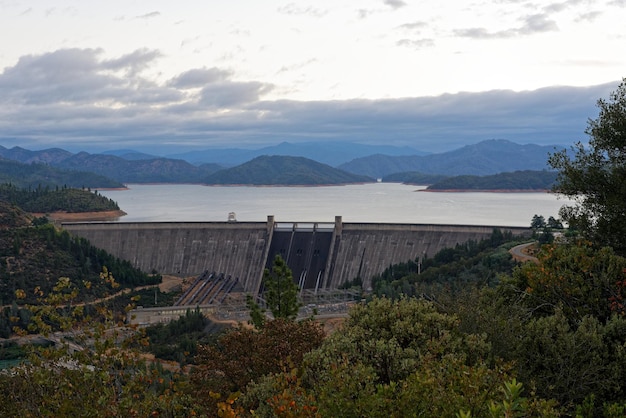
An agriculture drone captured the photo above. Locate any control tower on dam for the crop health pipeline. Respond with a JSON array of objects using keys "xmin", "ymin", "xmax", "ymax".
[{"xmin": 63, "ymin": 216, "xmax": 530, "ymax": 294}]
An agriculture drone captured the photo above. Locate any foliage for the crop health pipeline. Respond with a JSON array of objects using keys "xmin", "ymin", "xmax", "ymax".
[
  {"xmin": 371, "ymin": 229, "xmax": 518, "ymax": 300},
  {"xmin": 303, "ymin": 297, "xmax": 491, "ymax": 386},
  {"xmin": 263, "ymin": 254, "xmax": 302, "ymax": 321},
  {"xmin": 549, "ymin": 78, "xmax": 626, "ymax": 255},
  {"xmin": 0, "ymin": 224, "xmax": 159, "ymax": 336},
  {"xmin": 242, "ymin": 297, "xmax": 558, "ymax": 418},
  {"xmin": 143, "ymin": 308, "xmax": 223, "ymax": 364},
  {"xmin": 0, "ymin": 224, "xmax": 159, "ymax": 303},
  {"xmin": 531, "ymin": 214, "xmax": 546, "ymax": 229},
  {"xmin": 0, "ymin": 276, "xmax": 203, "ymax": 417},
  {"xmin": 190, "ymin": 318, "xmax": 325, "ymax": 412},
  {"xmin": 0, "ymin": 183, "xmax": 119, "ymax": 213},
  {"xmin": 507, "ymin": 241, "xmax": 626, "ymax": 323},
  {"xmin": 487, "ymin": 242, "xmax": 626, "ymax": 414}
]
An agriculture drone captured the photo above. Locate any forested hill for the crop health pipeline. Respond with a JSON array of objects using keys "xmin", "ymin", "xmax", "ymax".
[
  {"xmin": 0, "ymin": 221, "xmax": 160, "ymax": 337},
  {"xmin": 0, "ymin": 147, "xmax": 222, "ymax": 184},
  {"xmin": 0, "ymin": 158, "xmax": 123, "ymax": 189},
  {"xmin": 55, "ymin": 152, "xmax": 222, "ymax": 183},
  {"xmin": 204, "ymin": 155, "xmax": 373, "ymax": 185},
  {"xmin": 340, "ymin": 140, "xmax": 561, "ymax": 178},
  {"xmin": 426, "ymin": 170, "xmax": 558, "ymax": 191},
  {"xmin": 0, "ymin": 184, "xmax": 120, "ymax": 213}
]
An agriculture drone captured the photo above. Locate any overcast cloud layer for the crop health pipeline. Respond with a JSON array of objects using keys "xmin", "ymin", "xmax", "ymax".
[
  {"xmin": 0, "ymin": 0, "xmax": 624, "ymax": 153},
  {"xmin": 0, "ymin": 48, "xmax": 617, "ymax": 154}
]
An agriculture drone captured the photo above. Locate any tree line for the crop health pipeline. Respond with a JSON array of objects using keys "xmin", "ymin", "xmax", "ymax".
[{"xmin": 0, "ymin": 183, "xmax": 120, "ymax": 213}]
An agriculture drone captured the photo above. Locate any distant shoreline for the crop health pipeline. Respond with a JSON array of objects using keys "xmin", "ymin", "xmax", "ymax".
[{"xmin": 418, "ymin": 188, "xmax": 552, "ymax": 193}]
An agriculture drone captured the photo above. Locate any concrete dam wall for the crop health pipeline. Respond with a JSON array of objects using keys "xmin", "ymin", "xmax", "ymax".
[{"xmin": 63, "ymin": 217, "xmax": 530, "ymax": 293}]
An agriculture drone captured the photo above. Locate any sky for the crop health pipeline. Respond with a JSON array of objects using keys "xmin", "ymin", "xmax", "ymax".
[{"xmin": 0, "ymin": 0, "xmax": 625, "ymax": 154}]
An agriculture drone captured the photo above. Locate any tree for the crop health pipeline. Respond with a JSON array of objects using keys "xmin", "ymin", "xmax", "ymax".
[
  {"xmin": 549, "ymin": 78, "xmax": 626, "ymax": 254},
  {"xmin": 263, "ymin": 254, "xmax": 301, "ymax": 320},
  {"xmin": 547, "ymin": 216, "xmax": 563, "ymax": 230},
  {"xmin": 530, "ymin": 214, "xmax": 546, "ymax": 230},
  {"xmin": 190, "ymin": 318, "xmax": 325, "ymax": 413}
]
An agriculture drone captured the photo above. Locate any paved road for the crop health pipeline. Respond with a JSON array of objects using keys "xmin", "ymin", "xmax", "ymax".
[{"xmin": 509, "ymin": 242, "xmax": 538, "ymax": 263}]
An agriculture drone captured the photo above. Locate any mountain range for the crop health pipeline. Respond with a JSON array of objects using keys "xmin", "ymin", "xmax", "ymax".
[
  {"xmin": 338, "ymin": 140, "xmax": 563, "ymax": 178},
  {"xmin": 0, "ymin": 139, "xmax": 563, "ymax": 187},
  {"xmin": 163, "ymin": 141, "xmax": 427, "ymax": 167}
]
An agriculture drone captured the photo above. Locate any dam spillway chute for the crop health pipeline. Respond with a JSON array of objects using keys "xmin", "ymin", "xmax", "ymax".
[{"xmin": 174, "ymin": 271, "xmax": 244, "ymax": 307}]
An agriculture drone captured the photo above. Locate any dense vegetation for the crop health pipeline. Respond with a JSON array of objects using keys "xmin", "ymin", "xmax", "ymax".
[
  {"xmin": 0, "ymin": 158, "xmax": 123, "ymax": 189},
  {"xmin": 426, "ymin": 169, "xmax": 557, "ymax": 190},
  {"xmin": 204, "ymin": 155, "xmax": 373, "ymax": 185},
  {"xmin": 0, "ymin": 183, "xmax": 120, "ymax": 213},
  {"xmin": 549, "ymin": 78, "xmax": 626, "ymax": 255},
  {"xmin": 0, "ymin": 221, "xmax": 160, "ymax": 337},
  {"xmin": 143, "ymin": 308, "xmax": 224, "ymax": 364},
  {"xmin": 371, "ymin": 229, "xmax": 518, "ymax": 299}
]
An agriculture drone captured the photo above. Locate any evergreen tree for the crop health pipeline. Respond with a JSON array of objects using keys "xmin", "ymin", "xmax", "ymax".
[
  {"xmin": 264, "ymin": 254, "xmax": 301, "ymax": 321},
  {"xmin": 549, "ymin": 78, "xmax": 626, "ymax": 254}
]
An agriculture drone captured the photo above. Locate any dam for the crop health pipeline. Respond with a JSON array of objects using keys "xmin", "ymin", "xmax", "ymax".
[{"xmin": 63, "ymin": 216, "xmax": 530, "ymax": 295}]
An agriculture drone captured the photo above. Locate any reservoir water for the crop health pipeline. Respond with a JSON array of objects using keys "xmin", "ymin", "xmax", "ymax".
[{"xmin": 98, "ymin": 183, "xmax": 572, "ymax": 227}]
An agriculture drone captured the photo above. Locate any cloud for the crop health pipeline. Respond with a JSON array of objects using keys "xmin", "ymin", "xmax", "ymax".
[
  {"xmin": 0, "ymin": 48, "xmax": 174, "ymax": 106},
  {"xmin": 384, "ymin": 0, "xmax": 407, "ymax": 9},
  {"xmin": 276, "ymin": 59, "xmax": 317, "ymax": 74},
  {"xmin": 357, "ymin": 9, "xmax": 370, "ymax": 19},
  {"xmin": 0, "ymin": 48, "xmax": 617, "ymax": 154},
  {"xmin": 357, "ymin": 0, "xmax": 407, "ymax": 19},
  {"xmin": 277, "ymin": 3, "xmax": 327, "ymax": 17},
  {"xmin": 455, "ymin": 13, "xmax": 558, "ymax": 39},
  {"xmin": 103, "ymin": 49, "xmax": 162, "ymax": 76},
  {"xmin": 168, "ymin": 68, "xmax": 233, "ymax": 88},
  {"xmin": 575, "ymin": 10, "xmax": 602, "ymax": 22},
  {"xmin": 396, "ymin": 38, "xmax": 435, "ymax": 49},
  {"xmin": 520, "ymin": 14, "xmax": 559, "ymax": 34},
  {"xmin": 199, "ymin": 81, "xmax": 274, "ymax": 108},
  {"xmin": 136, "ymin": 11, "xmax": 160, "ymax": 19},
  {"xmin": 397, "ymin": 21, "xmax": 429, "ymax": 31}
]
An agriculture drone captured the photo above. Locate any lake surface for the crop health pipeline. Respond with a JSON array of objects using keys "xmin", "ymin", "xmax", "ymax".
[{"xmin": 98, "ymin": 183, "xmax": 573, "ymax": 227}]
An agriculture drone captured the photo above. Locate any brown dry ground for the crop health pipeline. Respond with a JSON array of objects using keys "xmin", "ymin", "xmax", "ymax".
[{"xmin": 30, "ymin": 210, "xmax": 127, "ymax": 223}]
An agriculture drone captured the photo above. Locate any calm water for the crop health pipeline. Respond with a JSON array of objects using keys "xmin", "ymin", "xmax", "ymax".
[{"xmin": 98, "ymin": 183, "xmax": 572, "ymax": 227}]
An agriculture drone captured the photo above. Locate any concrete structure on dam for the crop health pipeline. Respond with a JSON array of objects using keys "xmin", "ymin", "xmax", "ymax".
[{"xmin": 63, "ymin": 216, "xmax": 530, "ymax": 295}]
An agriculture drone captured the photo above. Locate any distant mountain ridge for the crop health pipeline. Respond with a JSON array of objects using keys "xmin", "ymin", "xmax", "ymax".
[
  {"xmin": 1, "ymin": 140, "xmax": 564, "ymax": 185},
  {"xmin": 339, "ymin": 139, "xmax": 563, "ymax": 178},
  {"xmin": 167, "ymin": 141, "xmax": 427, "ymax": 166},
  {"xmin": 0, "ymin": 158, "xmax": 123, "ymax": 189},
  {"xmin": 204, "ymin": 155, "xmax": 372, "ymax": 185},
  {"xmin": 0, "ymin": 146, "xmax": 221, "ymax": 184}
]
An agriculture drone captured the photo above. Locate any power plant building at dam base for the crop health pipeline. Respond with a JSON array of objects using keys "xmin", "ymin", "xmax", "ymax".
[{"xmin": 63, "ymin": 216, "xmax": 531, "ymax": 295}]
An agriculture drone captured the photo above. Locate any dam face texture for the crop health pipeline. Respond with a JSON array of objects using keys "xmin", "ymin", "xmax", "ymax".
[{"xmin": 63, "ymin": 216, "xmax": 530, "ymax": 294}]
